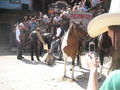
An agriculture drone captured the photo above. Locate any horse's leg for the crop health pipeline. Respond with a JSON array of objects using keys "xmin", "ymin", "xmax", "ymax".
[
  {"xmin": 58, "ymin": 40, "xmax": 63, "ymax": 60},
  {"xmin": 72, "ymin": 59, "xmax": 75, "ymax": 81},
  {"xmin": 59, "ymin": 50, "xmax": 63, "ymax": 60},
  {"xmin": 77, "ymin": 42, "xmax": 82, "ymax": 68},
  {"xmin": 64, "ymin": 56, "xmax": 67, "ymax": 78},
  {"xmin": 77, "ymin": 54, "xmax": 82, "ymax": 68},
  {"xmin": 77, "ymin": 54, "xmax": 79, "ymax": 66}
]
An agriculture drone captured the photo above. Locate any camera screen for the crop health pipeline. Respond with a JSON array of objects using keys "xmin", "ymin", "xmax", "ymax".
[{"xmin": 89, "ymin": 44, "xmax": 95, "ymax": 51}]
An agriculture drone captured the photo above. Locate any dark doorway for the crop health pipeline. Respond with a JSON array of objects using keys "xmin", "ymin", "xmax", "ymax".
[
  {"xmin": 0, "ymin": 24, "xmax": 10, "ymax": 45},
  {"xmin": 32, "ymin": 0, "xmax": 43, "ymax": 11},
  {"xmin": 32, "ymin": 0, "xmax": 55, "ymax": 13}
]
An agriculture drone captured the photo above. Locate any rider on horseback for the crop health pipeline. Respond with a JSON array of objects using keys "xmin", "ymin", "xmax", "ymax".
[{"xmin": 48, "ymin": 24, "xmax": 64, "ymax": 59}]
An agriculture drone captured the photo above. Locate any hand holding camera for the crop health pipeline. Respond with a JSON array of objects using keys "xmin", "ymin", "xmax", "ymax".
[{"xmin": 86, "ymin": 41, "xmax": 99, "ymax": 72}]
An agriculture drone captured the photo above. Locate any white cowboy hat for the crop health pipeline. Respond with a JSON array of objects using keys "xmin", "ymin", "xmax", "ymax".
[
  {"xmin": 43, "ymin": 15, "xmax": 48, "ymax": 19},
  {"xmin": 18, "ymin": 23, "xmax": 24, "ymax": 27},
  {"xmin": 87, "ymin": 0, "xmax": 120, "ymax": 37}
]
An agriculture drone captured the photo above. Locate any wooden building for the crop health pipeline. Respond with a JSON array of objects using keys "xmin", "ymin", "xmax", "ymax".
[{"xmin": 0, "ymin": 0, "xmax": 32, "ymax": 47}]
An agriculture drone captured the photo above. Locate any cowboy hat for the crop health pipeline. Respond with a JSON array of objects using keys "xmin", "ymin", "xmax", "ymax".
[
  {"xmin": 87, "ymin": 0, "xmax": 120, "ymax": 37},
  {"xmin": 18, "ymin": 23, "xmax": 24, "ymax": 27},
  {"xmin": 43, "ymin": 15, "xmax": 48, "ymax": 19}
]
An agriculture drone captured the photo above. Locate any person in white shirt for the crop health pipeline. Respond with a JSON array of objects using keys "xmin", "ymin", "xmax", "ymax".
[
  {"xmin": 16, "ymin": 23, "xmax": 25, "ymax": 60},
  {"xmin": 48, "ymin": 25, "xmax": 64, "ymax": 59},
  {"xmin": 53, "ymin": 14, "xmax": 62, "ymax": 25},
  {"xmin": 16, "ymin": 26, "xmax": 21, "ymax": 43}
]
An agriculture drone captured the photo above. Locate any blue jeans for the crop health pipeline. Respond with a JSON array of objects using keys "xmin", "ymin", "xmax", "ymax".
[{"xmin": 49, "ymin": 39, "xmax": 60, "ymax": 53}]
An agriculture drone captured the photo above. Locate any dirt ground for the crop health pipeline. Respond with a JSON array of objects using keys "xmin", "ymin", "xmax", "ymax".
[{"xmin": 0, "ymin": 48, "xmax": 111, "ymax": 90}]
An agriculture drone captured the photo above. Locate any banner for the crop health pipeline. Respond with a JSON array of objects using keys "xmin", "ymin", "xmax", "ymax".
[{"xmin": 70, "ymin": 11, "xmax": 93, "ymax": 29}]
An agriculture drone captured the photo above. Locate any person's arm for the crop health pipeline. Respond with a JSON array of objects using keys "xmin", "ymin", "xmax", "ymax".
[
  {"xmin": 87, "ymin": 67, "xmax": 98, "ymax": 90},
  {"xmin": 86, "ymin": 53, "xmax": 99, "ymax": 90},
  {"xmin": 16, "ymin": 29, "xmax": 20, "ymax": 43},
  {"xmin": 36, "ymin": 31, "xmax": 46, "ymax": 45}
]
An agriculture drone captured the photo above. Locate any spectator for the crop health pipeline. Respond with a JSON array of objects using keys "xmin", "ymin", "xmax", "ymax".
[
  {"xmin": 72, "ymin": 3, "xmax": 78, "ymax": 11},
  {"xmin": 60, "ymin": 12, "xmax": 70, "ymax": 32},
  {"xmin": 38, "ymin": 12, "xmax": 43, "ymax": 19},
  {"xmin": 90, "ymin": 0, "xmax": 98, "ymax": 7},
  {"xmin": 22, "ymin": 16, "xmax": 30, "ymax": 31},
  {"xmin": 77, "ymin": 4, "xmax": 88, "ymax": 12},
  {"xmin": 71, "ymin": 0, "xmax": 80, "ymax": 7},
  {"xmin": 16, "ymin": 23, "xmax": 25, "ymax": 60},
  {"xmin": 47, "ymin": 17, "xmax": 54, "ymax": 34},
  {"xmin": 66, "ymin": 8, "xmax": 71, "ymax": 17},
  {"xmin": 87, "ymin": 0, "xmax": 120, "ymax": 90},
  {"xmin": 29, "ymin": 29, "xmax": 40, "ymax": 61},
  {"xmin": 53, "ymin": 14, "xmax": 62, "ymax": 35},
  {"xmin": 29, "ymin": 18, "xmax": 38, "ymax": 31},
  {"xmin": 43, "ymin": 14, "xmax": 49, "ymax": 23},
  {"xmin": 53, "ymin": 14, "xmax": 62, "ymax": 25},
  {"xmin": 38, "ymin": 16, "xmax": 46, "ymax": 34}
]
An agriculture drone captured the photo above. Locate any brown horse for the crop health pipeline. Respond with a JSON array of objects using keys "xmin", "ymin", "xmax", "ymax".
[{"xmin": 61, "ymin": 22, "xmax": 88, "ymax": 81}]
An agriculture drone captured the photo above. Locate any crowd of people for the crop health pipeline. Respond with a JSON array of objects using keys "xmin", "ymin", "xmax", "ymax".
[
  {"xmin": 71, "ymin": 0, "xmax": 103, "ymax": 12},
  {"xmin": 15, "ymin": 8, "xmax": 70, "ymax": 61}
]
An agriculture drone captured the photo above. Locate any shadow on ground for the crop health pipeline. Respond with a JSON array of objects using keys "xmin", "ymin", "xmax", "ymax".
[
  {"xmin": 75, "ymin": 71, "xmax": 106, "ymax": 89},
  {"xmin": 19, "ymin": 58, "xmax": 56, "ymax": 68}
]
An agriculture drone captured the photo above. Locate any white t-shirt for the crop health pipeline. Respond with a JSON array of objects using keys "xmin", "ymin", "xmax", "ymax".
[
  {"xmin": 56, "ymin": 27, "xmax": 62, "ymax": 37},
  {"xmin": 53, "ymin": 16, "xmax": 62, "ymax": 23},
  {"xmin": 16, "ymin": 28, "xmax": 20, "ymax": 42}
]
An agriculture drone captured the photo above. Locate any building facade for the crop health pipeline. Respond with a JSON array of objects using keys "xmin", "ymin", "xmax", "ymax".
[
  {"xmin": 0, "ymin": 0, "xmax": 33, "ymax": 47},
  {"xmin": 0, "ymin": 0, "xmax": 32, "ymax": 10}
]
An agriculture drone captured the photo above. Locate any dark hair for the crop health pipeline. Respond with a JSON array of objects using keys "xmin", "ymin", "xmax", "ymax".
[{"xmin": 108, "ymin": 25, "xmax": 120, "ymax": 72}]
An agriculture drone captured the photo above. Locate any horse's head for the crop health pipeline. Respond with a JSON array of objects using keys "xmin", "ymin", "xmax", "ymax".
[
  {"xmin": 98, "ymin": 32, "xmax": 112, "ymax": 55},
  {"xmin": 70, "ymin": 21, "xmax": 88, "ymax": 39},
  {"xmin": 99, "ymin": 32, "xmax": 112, "ymax": 48}
]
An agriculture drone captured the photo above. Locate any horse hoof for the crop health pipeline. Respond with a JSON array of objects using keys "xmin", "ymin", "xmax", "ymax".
[
  {"xmin": 69, "ymin": 78, "xmax": 76, "ymax": 82},
  {"xmin": 69, "ymin": 68, "xmax": 72, "ymax": 71},
  {"xmin": 62, "ymin": 76, "xmax": 67, "ymax": 81},
  {"xmin": 79, "ymin": 65, "xmax": 82, "ymax": 69}
]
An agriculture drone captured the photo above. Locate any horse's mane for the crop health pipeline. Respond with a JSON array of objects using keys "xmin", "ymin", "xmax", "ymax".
[
  {"xmin": 99, "ymin": 32, "xmax": 112, "ymax": 48},
  {"xmin": 67, "ymin": 23, "xmax": 74, "ymax": 38}
]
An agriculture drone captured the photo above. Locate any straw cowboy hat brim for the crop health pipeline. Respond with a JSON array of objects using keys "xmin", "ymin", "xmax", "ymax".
[{"xmin": 87, "ymin": 13, "xmax": 120, "ymax": 37}]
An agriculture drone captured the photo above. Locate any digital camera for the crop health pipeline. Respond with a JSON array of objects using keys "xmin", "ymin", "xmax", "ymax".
[{"xmin": 89, "ymin": 41, "xmax": 95, "ymax": 52}]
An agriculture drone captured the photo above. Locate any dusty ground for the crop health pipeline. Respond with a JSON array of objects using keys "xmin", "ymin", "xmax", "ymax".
[{"xmin": 0, "ymin": 48, "xmax": 111, "ymax": 90}]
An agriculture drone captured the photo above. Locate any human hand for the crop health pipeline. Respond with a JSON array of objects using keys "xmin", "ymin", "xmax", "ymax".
[
  {"xmin": 86, "ymin": 53, "xmax": 99, "ymax": 72},
  {"xmin": 43, "ymin": 44, "xmax": 48, "ymax": 50},
  {"xmin": 17, "ymin": 40, "xmax": 21, "ymax": 44}
]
